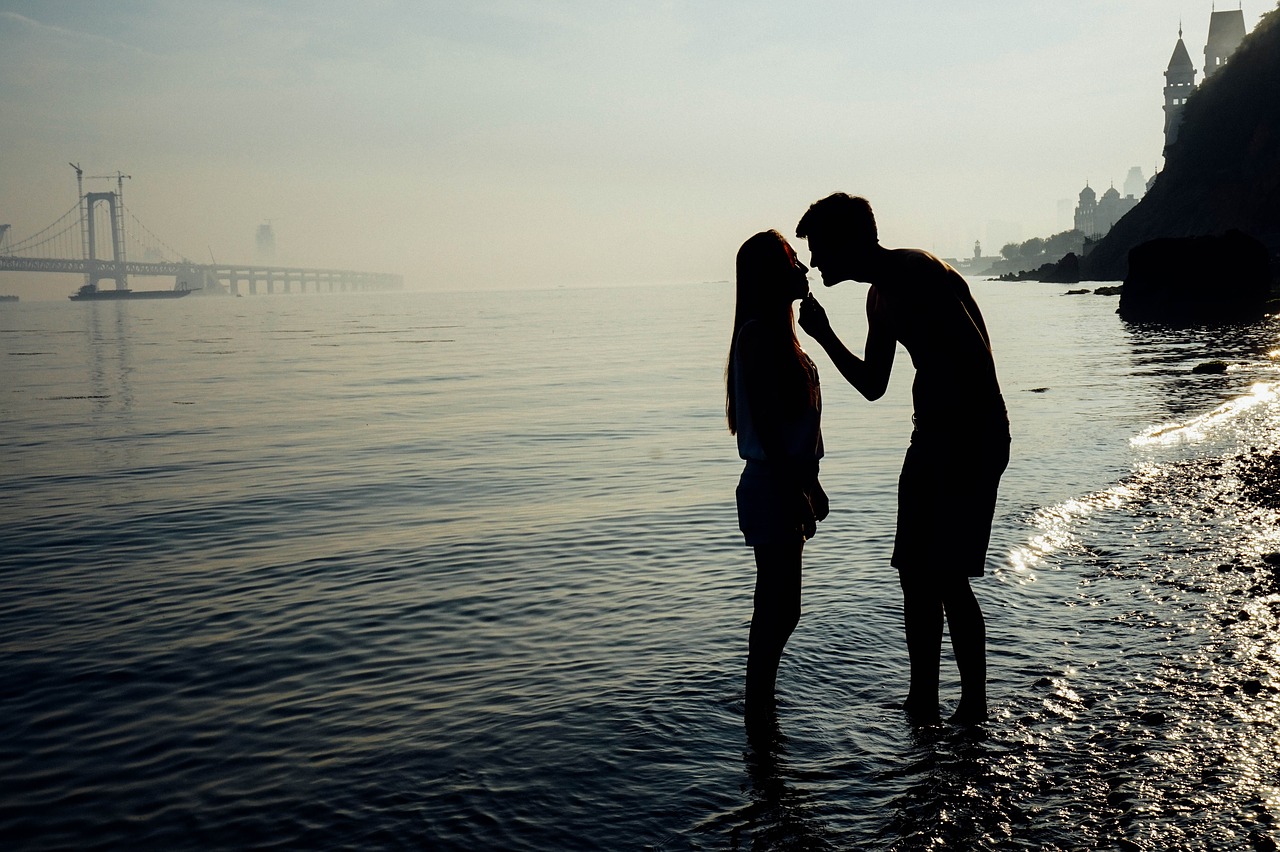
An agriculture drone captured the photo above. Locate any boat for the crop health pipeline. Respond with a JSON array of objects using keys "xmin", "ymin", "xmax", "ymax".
[{"xmin": 69, "ymin": 283, "xmax": 197, "ymax": 301}]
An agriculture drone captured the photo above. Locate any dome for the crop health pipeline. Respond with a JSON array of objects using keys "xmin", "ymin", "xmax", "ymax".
[
  {"xmin": 1102, "ymin": 186, "xmax": 1121, "ymax": 201},
  {"xmin": 1079, "ymin": 185, "xmax": 1096, "ymax": 203}
]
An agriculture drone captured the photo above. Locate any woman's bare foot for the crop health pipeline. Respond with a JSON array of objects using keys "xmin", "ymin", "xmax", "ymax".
[
  {"xmin": 948, "ymin": 698, "xmax": 988, "ymax": 726},
  {"xmin": 902, "ymin": 696, "xmax": 941, "ymax": 725}
]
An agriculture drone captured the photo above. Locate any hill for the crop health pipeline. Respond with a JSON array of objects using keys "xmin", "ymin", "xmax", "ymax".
[{"xmin": 1082, "ymin": 5, "xmax": 1280, "ymax": 281}]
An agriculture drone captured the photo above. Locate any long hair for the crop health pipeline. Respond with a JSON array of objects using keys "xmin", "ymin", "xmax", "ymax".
[{"xmin": 725, "ymin": 230, "xmax": 818, "ymax": 434}]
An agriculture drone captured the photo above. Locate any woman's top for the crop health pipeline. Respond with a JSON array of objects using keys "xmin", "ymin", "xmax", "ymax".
[{"xmin": 733, "ymin": 322, "xmax": 824, "ymax": 465}]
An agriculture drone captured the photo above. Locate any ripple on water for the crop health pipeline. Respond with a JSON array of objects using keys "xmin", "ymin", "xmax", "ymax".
[{"xmin": 3, "ymin": 290, "xmax": 1280, "ymax": 849}]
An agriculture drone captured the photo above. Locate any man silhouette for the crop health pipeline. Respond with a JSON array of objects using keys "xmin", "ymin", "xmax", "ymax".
[{"xmin": 795, "ymin": 193, "xmax": 1009, "ymax": 725}]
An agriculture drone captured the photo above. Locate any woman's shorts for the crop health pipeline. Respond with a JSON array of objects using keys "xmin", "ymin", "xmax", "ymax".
[{"xmin": 736, "ymin": 460, "xmax": 824, "ymax": 547}]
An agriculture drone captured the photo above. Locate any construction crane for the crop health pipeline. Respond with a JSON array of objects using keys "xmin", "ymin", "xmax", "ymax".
[
  {"xmin": 69, "ymin": 163, "xmax": 87, "ymax": 267},
  {"xmin": 87, "ymin": 170, "xmax": 131, "ymax": 196}
]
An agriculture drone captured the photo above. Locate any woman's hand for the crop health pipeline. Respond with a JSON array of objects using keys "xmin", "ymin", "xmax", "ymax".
[
  {"xmin": 808, "ymin": 479, "xmax": 829, "ymax": 523},
  {"xmin": 793, "ymin": 479, "xmax": 828, "ymax": 540},
  {"xmin": 798, "ymin": 293, "xmax": 832, "ymax": 342},
  {"xmin": 792, "ymin": 489, "xmax": 818, "ymax": 541}
]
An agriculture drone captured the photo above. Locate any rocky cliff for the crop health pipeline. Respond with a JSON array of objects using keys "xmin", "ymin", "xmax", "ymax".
[{"xmin": 1083, "ymin": 6, "xmax": 1280, "ymax": 282}]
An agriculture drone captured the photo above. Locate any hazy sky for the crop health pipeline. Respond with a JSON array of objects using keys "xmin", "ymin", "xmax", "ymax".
[{"xmin": 0, "ymin": 1, "xmax": 1267, "ymax": 293}]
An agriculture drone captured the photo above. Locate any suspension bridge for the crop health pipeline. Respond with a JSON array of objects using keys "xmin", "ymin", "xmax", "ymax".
[{"xmin": 0, "ymin": 167, "xmax": 403, "ymax": 298}]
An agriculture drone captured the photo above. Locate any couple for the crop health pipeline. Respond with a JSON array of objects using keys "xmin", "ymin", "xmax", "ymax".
[{"xmin": 727, "ymin": 193, "xmax": 1010, "ymax": 731}]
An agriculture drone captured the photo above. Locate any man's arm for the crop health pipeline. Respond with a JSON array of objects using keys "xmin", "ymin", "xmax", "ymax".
[{"xmin": 798, "ymin": 290, "xmax": 895, "ymax": 401}]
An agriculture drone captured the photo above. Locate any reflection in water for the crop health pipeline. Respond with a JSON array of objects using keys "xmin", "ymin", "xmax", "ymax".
[
  {"xmin": 1134, "ymin": 382, "xmax": 1278, "ymax": 446},
  {"xmin": 3, "ymin": 286, "xmax": 1278, "ymax": 850},
  {"xmin": 696, "ymin": 314, "xmax": 1280, "ymax": 850},
  {"xmin": 995, "ymin": 362, "xmax": 1280, "ymax": 847},
  {"xmin": 1122, "ymin": 316, "xmax": 1280, "ymax": 420},
  {"xmin": 877, "ymin": 727, "xmax": 1020, "ymax": 850},
  {"xmin": 83, "ymin": 299, "xmax": 136, "ymax": 412},
  {"xmin": 109, "ymin": 300, "xmax": 135, "ymax": 413},
  {"xmin": 701, "ymin": 727, "xmax": 837, "ymax": 851},
  {"xmin": 1007, "ymin": 483, "xmax": 1135, "ymax": 578},
  {"xmin": 84, "ymin": 301, "xmax": 140, "ymax": 481},
  {"xmin": 83, "ymin": 298, "xmax": 108, "ymax": 418},
  {"xmin": 890, "ymin": 315, "xmax": 1280, "ymax": 849}
]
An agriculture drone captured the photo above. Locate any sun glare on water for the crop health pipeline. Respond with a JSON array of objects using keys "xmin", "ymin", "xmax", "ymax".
[{"xmin": 1132, "ymin": 382, "xmax": 1279, "ymax": 447}]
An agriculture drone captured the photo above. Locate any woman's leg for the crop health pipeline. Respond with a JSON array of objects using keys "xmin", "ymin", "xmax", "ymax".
[
  {"xmin": 745, "ymin": 541, "xmax": 803, "ymax": 724},
  {"xmin": 898, "ymin": 570, "xmax": 944, "ymax": 723},
  {"xmin": 940, "ymin": 576, "xmax": 987, "ymax": 724}
]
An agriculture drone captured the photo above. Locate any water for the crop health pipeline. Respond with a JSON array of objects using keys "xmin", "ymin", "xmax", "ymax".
[{"xmin": 1, "ymin": 281, "xmax": 1278, "ymax": 850}]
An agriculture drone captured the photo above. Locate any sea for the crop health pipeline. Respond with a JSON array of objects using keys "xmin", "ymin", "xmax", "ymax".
[{"xmin": 1, "ymin": 277, "xmax": 1278, "ymax": 851}]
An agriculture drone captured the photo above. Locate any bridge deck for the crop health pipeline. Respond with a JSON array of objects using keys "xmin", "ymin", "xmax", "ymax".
[{"xmin": 0, "ymin": 256, "xmax": 403, "ymax": 293}]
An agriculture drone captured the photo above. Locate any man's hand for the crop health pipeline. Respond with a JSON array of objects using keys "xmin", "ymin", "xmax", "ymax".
[{"xmin": 798, "ymin": 293, "xmax": 832, "ymax": 342}]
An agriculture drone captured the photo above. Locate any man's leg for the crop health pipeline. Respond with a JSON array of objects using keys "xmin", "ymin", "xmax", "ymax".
[
  {"xmin": 898, "ymin": 570, "xmax": 943, "ymax": 723},
  {"xmin": 941, "ymin": 576, "xmax": 987, "ymax": 724}
]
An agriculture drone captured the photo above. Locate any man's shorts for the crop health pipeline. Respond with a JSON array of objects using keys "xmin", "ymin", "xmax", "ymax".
[{"xmin": 891, "ymin": 417, "xmax": 1010, "ymax": 577}]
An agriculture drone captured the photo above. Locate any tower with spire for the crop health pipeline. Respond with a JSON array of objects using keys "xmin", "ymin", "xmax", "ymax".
[
  {"xmin": 1163, "ymin": 24, "xmax": 1197, "ymax": 153},
  {"xmin": 1163, "ymin": 7, "xmax": 1251, "ymax": 156}
]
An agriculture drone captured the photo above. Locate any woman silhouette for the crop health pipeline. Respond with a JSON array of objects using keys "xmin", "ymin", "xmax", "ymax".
[{"xmin": 726, "ymin": 230, "xmax": 827, "ymax": 731}]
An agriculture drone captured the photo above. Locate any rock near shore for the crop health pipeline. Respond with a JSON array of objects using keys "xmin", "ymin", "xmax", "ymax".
[{"xmin": 1117, "ymin": 230, "xmax": 1271, "ymax": 322}]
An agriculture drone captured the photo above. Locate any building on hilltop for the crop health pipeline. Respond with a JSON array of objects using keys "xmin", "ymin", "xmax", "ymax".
[
  {"xmin": 1164, "ymin": 8, "xmax": 1248, "ymax": 153},
  {"xmin": 1164, "ymin": 27, "xmax": 1197, "ymax": 152},
  {"xmin": 1062, "ymin": 10, "xmax": 1252, "ymax": 252},
  {"xmin": 1205, "ymin": 8, "xmax": 1247, "ymax": 79},
  {"xmin": 1096, "ymin": 186, "xmax": 1138, "ymax": 235},
  {"xmin": 1123, "ymin": 167, "xmax": 1147, "ymax": 200},
  {"xmin": 1074, "ymin": 185, "xmax": 1097, "ymax": 236},
  {"xmin": 1074, "ymin": 179, "xmax": 1143, "ymax": 239}
]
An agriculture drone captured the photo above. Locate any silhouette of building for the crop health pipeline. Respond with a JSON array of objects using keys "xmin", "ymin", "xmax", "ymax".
[
  {"xmin": 1057, "ymin": 198, "xmax": 1075, "ymax": 231},
  {"xmin": 1064, "ymin": 9, "xmax": 1248, "ymax": 239},
  {"xmin": 256, "ymin": 222, "xmax": 276, "ymax": 264},
  {"xmin": 1164, "ymin": 27, "xmax": 1197, "ymax": 152},
  {"xmin": 1164, "ymin": 8, "xmax": 1248, "ymax": 153},
  {"xmin": 1096, "ymin": 185, "xmax": 1138, "ymax": 235},
  {"xmin": 1123, "ymin": 166, "xmax": 1147, "ymax": 199},
  {"xmin": 1074, "ymin": 181, "xmax": 1141, "ymax": 239},
  {"xmin": 1204, "ymin": 8, "xmax": 1247, "ymax": 79},
  {"xmin": 1074, "ymin": 185, "xmax": 1097, "ymax": 236}
]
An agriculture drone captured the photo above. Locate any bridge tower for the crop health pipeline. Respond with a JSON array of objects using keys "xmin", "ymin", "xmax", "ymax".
[{"xmin": 84, "ymin": 192, "xmax": 129, "ymax": 291}]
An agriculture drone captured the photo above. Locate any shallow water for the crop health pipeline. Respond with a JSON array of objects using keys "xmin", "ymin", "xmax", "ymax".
[{"xmin": 1, "ymin": 281, "xmax": 1278, "ymax": 850}]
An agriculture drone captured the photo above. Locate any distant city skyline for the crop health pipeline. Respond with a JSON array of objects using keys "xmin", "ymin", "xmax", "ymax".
[{"xmin": 0, "ymin": 2, "xmax": 1268, "ymax": 296}]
